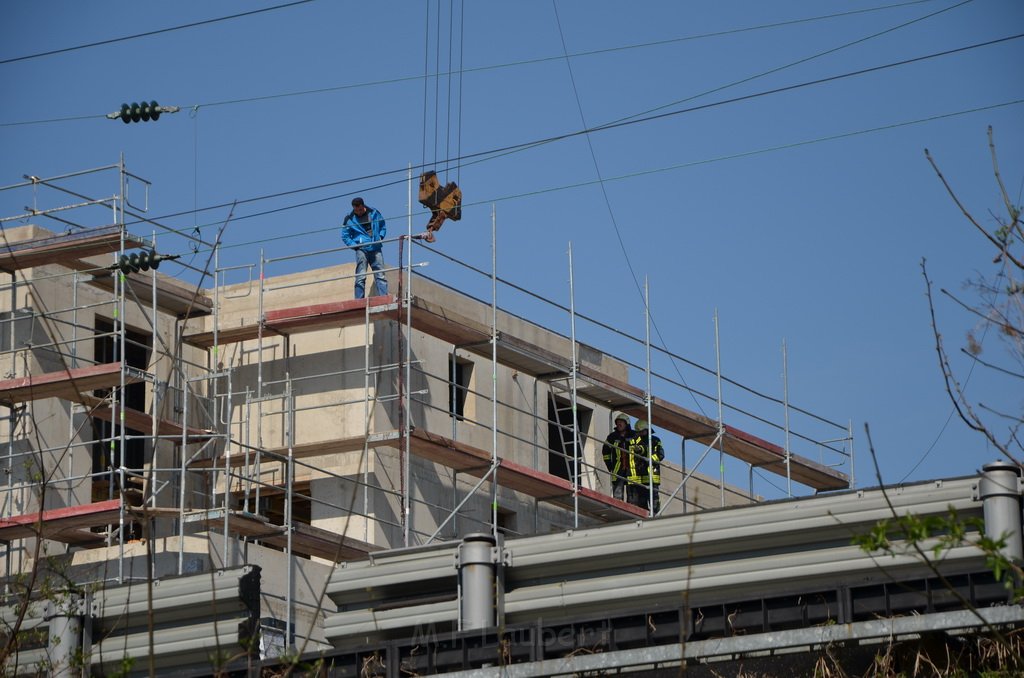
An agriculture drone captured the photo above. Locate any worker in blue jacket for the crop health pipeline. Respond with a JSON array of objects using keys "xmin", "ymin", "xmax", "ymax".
[{"xmin": 341, "ymin": 197, "xmax": 389, "ymax": 299}]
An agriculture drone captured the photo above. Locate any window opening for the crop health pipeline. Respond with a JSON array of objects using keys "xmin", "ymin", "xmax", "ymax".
[
  {"xmin": 547, "ymin": 396, "xmax": 592, "ymax": 482},
  {"xmin": 448, "ymin": 354, "xmax": 472, "ymax": 420},
  {"xmin": 92, "ymin": 318, "xmax": 151, "ymax": 507}
]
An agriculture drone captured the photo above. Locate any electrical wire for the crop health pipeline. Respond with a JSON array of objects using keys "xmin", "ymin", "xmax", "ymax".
[
  {"xmin": 603, "ymin": 0, "xmax": 974, "ymax": 129},
  {"xmin": 152, "ymin": 99, "xmax": 1024, "ymax": 256},
  {"xmin": 421, "ymin": 1, "xmax": 431, "ymax": 170},
  {"xmin": 445, "ymin": 1, "xmax": 455, "ymax": 180},
  {"xmin": 0, "ymin": 0, "xmax": 954, "ymax": 128},
  {"xmin": 456, "ymin": 0, "xmax": 466, "ymax": 185},
  {"xmin": 0, "ymin": 0, "xmax": 318, "ymax": 66},
  {"xmin": 551, "ymin": 0, "xmax": 710, "ymax": 415},
  {"xmin": 107, "ymin": 34, "xmax": 1024, "ymax": 235},
  {"xmin": 434, "ymin": 0, "xmax": 442, "ymax": 169}
]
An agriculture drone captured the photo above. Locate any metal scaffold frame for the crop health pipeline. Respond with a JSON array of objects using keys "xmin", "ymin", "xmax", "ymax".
[{"xmin": 0, "ymin": 161, "xmax": 853, "ymax": 659}]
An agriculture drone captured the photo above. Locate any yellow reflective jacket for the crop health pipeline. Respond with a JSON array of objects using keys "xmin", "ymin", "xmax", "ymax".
[
  {"xmin": 602, "ymin": 428, "xmax": 632, "ymax": 478},
  {"xmin": 627, "ymin": 432, "xmax": 664, "ymax": 485}
]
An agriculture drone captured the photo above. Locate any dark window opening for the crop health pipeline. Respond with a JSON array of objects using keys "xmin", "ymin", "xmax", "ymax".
[
  {"xmin": 547, "ymin": 396, "xmax": 592, "ymax": 482},
  {"xmin": 244, "ymin": 491, "xmax": 313, "ymax": 559},
  {"xmin": 448, "ymin": 355, "xmax": 472, "ymax": 420},
  {"xmin": 92, "ymin": 318, "xmax": 151, "ymax": 507},
  {"xmin": 257, "ymin": 493, "xmax": 312, "ymax": 527}
]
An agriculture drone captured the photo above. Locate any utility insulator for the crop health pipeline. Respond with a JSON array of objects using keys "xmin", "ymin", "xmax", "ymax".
[
  {"xmin": 105, "ymin": 101, "xmax": 181, "ymax": 123},
  {"xmin": 109, "ymin": 250, "xmax": 180, "ymax": 275}
]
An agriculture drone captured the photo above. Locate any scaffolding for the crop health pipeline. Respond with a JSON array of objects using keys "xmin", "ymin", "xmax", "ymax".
[{"xmin": 0, "ymin": 160, "xmax": 852, "ymax": 660}]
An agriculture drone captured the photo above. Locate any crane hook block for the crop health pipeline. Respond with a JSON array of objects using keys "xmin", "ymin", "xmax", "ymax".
[{"xmin": 418, "ymin": 171, "xmax": 462, "ymax": 241}]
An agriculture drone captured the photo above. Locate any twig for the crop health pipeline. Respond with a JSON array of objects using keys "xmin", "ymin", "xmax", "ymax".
[
  {"xmin": 922, "ymin": 259, "xmax": 1021, "ymax": 465},
  {"xmin": 959, "ymin": 348, "xmax": 1024, "ymax": 379},
  {"xmin": 862, "ymin": 422, "xmax": 1008, "ymax": 642},
  {"xmin": 925, "ymin": 148, "xmax": 1024, "ymax": 270},
  {"xmin": 988, "ymin": 126, "xmax": 1024, "ymax": 249}
]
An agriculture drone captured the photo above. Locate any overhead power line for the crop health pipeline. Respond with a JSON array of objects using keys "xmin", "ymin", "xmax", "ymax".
[
  {"xmin": 0, "ymin": 0, "xmax": 950, "ymax": 127},
  {"xmin": 546, "ymin": 0, "xmax": 974, "ymax": 420},
  {"xmin": 193, "ymin": 33, "xmax": 1024, "ymax": 223},
  {"xmin": 134, "ymin": 98, "xmax": 1024, "ymax": 245},
  {"xmin": 8, "ymin": 36, "xmax": 1018, "ymax": 239},
  {"xmin": 115, "ymin": 32, "xmax": 1024, "ymax": 232},
  {"xmin": 0, "ymin": 0, "xmax": 317, "ymax": 66}
]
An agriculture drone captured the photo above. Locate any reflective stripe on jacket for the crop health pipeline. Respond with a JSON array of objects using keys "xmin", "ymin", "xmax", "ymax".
[
  {"xmin": 627, "ymin": 432, "xmax": 664, "ymax": 485},
  {"xmin": 601, "ymin": 429, "xmax": 632, "ymax": 478}
]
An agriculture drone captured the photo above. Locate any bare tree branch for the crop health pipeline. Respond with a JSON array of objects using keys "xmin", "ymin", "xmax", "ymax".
[
  {"xmin": 922, "ymin": 259, "xmax": 1021, "ymax": 465},
  {"xmin": 988, "ymin": 126, "xmax": 1024, "ymax": 248},
  {"xmin": 960, "ymin": 347, "xmax": 1024, "ymax": 379},
  {"xmin": 926, "ymin": 148, "xmax": 1024, "ymax": 270}
]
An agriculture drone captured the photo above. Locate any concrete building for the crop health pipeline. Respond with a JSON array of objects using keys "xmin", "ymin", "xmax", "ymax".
[{"xmin": 19, "ymin": 166, "xmax": 1011, "ymax": 677}]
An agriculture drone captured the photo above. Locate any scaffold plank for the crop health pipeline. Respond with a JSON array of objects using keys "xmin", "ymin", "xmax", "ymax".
[
  {"xmin": 79, "ymin": 394, "xmax": 216, "ymax": 442},
  {"xmin": 402, "ymin": 296, "xmax": 848, "ymax": 491},
  {"xmin": 212, "ymin": 428, "xmax": 645, "ymax": 522},
  {"xmin": 264, "ymin": 295, "xmax": 399, "ymax": 330},
  {"xmin": 182, "ymin": 295, "xmax": 397, "ymax": 348},
  {"xmin": 180, "ymin": 289, "xmax": 846, "ymax": 491},
  {"xmin": 187, "ymin": 509, "xmax": 380, "ymax": 561},
  {"xmin": 408, "ymin": 429, "xmax": 647, "ymax": 520},
  {"xmin": 88, "ymin": 271, "xmax": 213, "ymax": 318},
  {"xmin": 0, "ymin": 499, "xmax": 121, "ymax": 544},
  {"xmin": 191, "ymin": 431, "xmax": 401, "ymax": 468},
  {"xmin": 0, "ymin": 226, "xmax": 145, "ymax": 273},
  {"xmin": 0, "ymin": 362, "xmax": 140, "ymax": 405},
  {"xmin": 582, "ymin": 368, "xmax": 849, "ymax": 491},
  {"xmin": 405, "ymin": 295, "xmax": 493, "ymax": 350}
]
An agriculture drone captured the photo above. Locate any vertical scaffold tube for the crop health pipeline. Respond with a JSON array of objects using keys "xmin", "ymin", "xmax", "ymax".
[
  {"xmin": 979, "ymin": 461, "xmax": 1023, "ymax": 562},
  {"xmin": 459, "ymin": 533, "xmax": 496, "ymax": 631}
]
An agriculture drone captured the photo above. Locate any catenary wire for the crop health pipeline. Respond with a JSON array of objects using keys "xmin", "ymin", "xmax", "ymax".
[
  {"xmin": 0, "ymin": 0, "xmax": 949, "ymax": 128},
  {"xmin": 421, "ymin": 2, "xmax": 430, "ymax": 169},
  {"xmin": 551, "ymin": 0, "xmax": 709, "ymax": 415},
  {"xmin": 163, "ymin": 100, "xmax": 1024, "ymax": 257},
  {"xmin": 114, "ymin": 35, "xmax": 1024, "ymax": 234},
  {"xmin": 602, "ymin": 0, "xmax": 974, "ymax": 128},
  {"xmin": 457, "ymin": 0, "xmax": 466, "ymax": 185},
  {"xmin": 123, "ymin": 100, "xmax": 1020, "ymax": 457},
  {"xmin": 544, "ymin": 0, "xmax": 976, "ymax": 419},
  {"xmin": 0, "ymin": 0, "xmax": 318, "ymax": 66},
  {"xmin": 124, "ymin": 98, "xmax": 1024, "ymax": 252}
]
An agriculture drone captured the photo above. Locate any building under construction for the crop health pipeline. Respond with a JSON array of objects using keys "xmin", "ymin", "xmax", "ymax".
[{"xmin": 0, "ymin": 164, "xmax": 1020, "ymax": 676}]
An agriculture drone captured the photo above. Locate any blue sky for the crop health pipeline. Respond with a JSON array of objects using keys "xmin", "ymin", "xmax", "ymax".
[{"xmin": 1, "ymin": 1, "xmax": 1021, "ymax": 499}]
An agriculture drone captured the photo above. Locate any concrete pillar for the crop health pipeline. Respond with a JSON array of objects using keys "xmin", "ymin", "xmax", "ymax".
[
  {"xmin": 978, "ymin": 461, "xmax": 1023, "ymax": 562},
  {"xmin": 458, "ymin": 533, "xmax": 496, "ymax": 631},
  {"xmin": 46, "ymin": 592, "xmax": 83, "ymax": 678}
]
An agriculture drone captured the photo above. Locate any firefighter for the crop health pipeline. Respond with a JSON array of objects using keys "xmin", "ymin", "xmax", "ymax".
[
  {"xmin": 601, "ymin": 412, "xmax": 632, "ymax": 501},
  {"xmin": 628, "ymin": 420, "xmax": 664, "ymax": 514}
]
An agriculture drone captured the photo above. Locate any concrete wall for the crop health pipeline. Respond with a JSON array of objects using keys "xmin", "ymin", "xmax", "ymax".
[
  {"xmin": 0, "ymin": 225, "xmax": 209, "ymax": 572},
  {"xmin": 188, "ymin": 259, "xmax": 756, "ymax": 550},
  {"xmin": 1, "ymin": 226, "xmax": 753, "ymax": 572}
]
